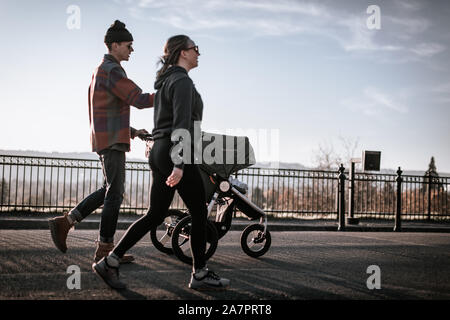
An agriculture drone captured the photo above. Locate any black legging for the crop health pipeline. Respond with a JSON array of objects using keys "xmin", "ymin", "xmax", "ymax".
[{"xmin": 113, "ymin": 137, "xmax": 208, "ymax": 270}]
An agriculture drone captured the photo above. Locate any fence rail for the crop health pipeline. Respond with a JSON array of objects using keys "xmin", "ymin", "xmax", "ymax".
[{"xmin": 1, "ymin": 154, "xmax": 449, "ymax": 220}]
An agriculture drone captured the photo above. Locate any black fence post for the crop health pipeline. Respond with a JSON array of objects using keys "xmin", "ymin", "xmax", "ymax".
[
  {"xmin": 394, "ymin": 167, "xmax": 402, "ymax": 232},
  {"xmin": 427, "ymin": 171, "xmax": 432, "ymax": 221},
  {"xmin": 338, "ymin": 164, "xmax": 346, "ymax": 231}
]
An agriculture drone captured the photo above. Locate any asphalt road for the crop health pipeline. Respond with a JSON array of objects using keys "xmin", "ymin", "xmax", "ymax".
[{"xmin": 1, "ymin": 229, "xmax": 450, "ymax": 300}]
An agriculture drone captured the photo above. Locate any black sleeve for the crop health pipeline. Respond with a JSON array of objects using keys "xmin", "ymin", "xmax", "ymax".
[{"xmin": 170, "ymin": 77, "xmax": 193, "ymax": 170}]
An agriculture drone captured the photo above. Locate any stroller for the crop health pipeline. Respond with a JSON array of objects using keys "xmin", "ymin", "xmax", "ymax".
[{"xmin": 144, "ymin": 132, "xmax": 271, "ymax": 265}]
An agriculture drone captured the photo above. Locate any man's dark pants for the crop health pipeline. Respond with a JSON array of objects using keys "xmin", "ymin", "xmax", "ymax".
[{"xmin": 69, "ymin": 149, "xmax": 125, "ymax": 243}]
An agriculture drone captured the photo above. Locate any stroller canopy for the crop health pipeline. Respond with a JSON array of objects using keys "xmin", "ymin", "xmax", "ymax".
[{"xmin": 198, "ymin": 132, "xmax": 256, "ymax": 179}]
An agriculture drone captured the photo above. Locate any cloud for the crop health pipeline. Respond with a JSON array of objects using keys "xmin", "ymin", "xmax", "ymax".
[
  {"xmin": 341, "ymin": 86, "xmax": 409, "ymax": 115},
  {"xmin": 234, "ymin": 1, "xmax": 328, "ymax": 17},
  {"xmin": 433, "ymin": 82, "xmax": 450, "ymax": 94},
  {"xmin": 364, "ymin": 87, "xmax": 408, "ymax": 113},
  {"xmin": 387, "ymin": 16, "xmax": 430, "ymax": 36},
  {"xmin": 124, "ymin": 0, "xmax": 448, "ymax": 62},
  {"xmin": 335, "ymin": 12, "xmax": 445, "ymax": 60},
  {"xmin": 410, "ymin": 42, "xmax": 446, "ymax": 57},
  {"xmin": 431, "ymin": 82, "xmax": 450, "ymax": 104},
  {"xmin": 393, "ymin": 0, "xmax": 423, "ymax": 12},
  {"xmin": 333, "ymin": 14, "xmax": 405, "ymax": 53},
  {"xmin": 130, "ymin": 0, "xmax": 328, "ymax": 33}
]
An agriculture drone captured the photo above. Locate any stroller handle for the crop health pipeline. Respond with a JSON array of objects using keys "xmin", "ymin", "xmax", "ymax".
[{"xmin": 140, "ymin": 133, "xmax": 153, "ymax": 141}]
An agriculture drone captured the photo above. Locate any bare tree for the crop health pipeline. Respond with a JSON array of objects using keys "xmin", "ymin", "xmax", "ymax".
[
  {"xmin": 312, "ymin": 136, "xmax": 360, "ymax": 170},
  {"xmin": 339, "ymin": 136, "xmax": 360, "ymax": 164},
  {"xmin": 313, "ymin": 141, "xmax": 341, "ymax": 170}
]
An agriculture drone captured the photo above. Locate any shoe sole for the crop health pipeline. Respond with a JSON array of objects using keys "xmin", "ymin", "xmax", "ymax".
[
  {"xmin": 48, "ymin": 220, "xmax": 67, "ymax": 253},
  {"xmin": 92, "ymin": 263, "xmax": 127, "ymax": 290},
  {"xmin": 119, "ymin": 257, "xmax": 135, "ymax": 264},
  {"xmin": 189, "ymin": 283, "xmax": 230, "ymax": 291},
  {"xmin": 93, "ymin": 257, "xmax": 135, "ymax": 264}
]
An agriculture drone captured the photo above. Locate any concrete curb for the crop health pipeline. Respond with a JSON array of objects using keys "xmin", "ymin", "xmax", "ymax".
[{"xmin": 1, "ymin": 217, "xmax": 450, "ymax": 233}]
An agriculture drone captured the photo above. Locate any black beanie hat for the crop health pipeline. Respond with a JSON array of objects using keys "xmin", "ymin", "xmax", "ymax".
[{"xmin": 104, "ymin": 20, "xmax": 133, "ymax": 43}]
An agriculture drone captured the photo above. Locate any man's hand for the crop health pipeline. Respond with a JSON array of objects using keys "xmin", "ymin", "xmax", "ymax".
[
  {"xmin": 166, "ymin": 167, "xmax": 183, "ymax": 187},
  {"xmin": 135, "ymin": 129, "xmax": 150, "ymax": 140}
]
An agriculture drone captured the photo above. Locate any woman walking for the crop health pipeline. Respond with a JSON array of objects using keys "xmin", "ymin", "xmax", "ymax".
[{"xmin": 92, "ymin": 35, "xmax": 230, "ymax": 290}]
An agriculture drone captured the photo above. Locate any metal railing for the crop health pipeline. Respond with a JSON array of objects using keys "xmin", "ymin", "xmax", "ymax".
[
  {"xmin": 0, "ymin": 155, "xmax": 152, "ymax": 213},
  {"xmin": 351, "ymin": 171, "xmax": 449, "ymax": 220},
  {"xmin": 235, "ymin": 168, "xmax": 338, "ymax": 219},
  {"xmin": 1, "ymin": 154, "xmax": 449, "ymax": 220}
]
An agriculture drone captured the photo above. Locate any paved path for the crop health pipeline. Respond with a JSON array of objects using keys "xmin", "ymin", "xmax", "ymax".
[
  {"xmin": 1, "ymin": 229, "xmax": 449, "ymax": 300},
  {"xmin": 2, "ymin": 213, "xmax": 450, "ymax": 232}
]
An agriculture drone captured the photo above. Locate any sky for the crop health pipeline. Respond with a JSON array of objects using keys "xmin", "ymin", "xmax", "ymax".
[{"xmin": 0, "ymin": 0, "xmax": 449, "ymax": 172}]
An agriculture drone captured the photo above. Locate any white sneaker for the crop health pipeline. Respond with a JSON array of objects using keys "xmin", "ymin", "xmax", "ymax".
[{"xmin": 189, "ymin": 267, "xmax": 230, "ymax": 290}]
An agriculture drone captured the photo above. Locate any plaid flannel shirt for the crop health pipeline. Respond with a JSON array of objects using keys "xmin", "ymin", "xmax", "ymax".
[{"xmin": 88, "ymin": 54, "xmax": 154, "ymax": 153}]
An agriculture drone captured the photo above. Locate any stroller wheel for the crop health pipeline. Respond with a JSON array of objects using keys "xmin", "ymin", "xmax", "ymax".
[
  {"xmin": 150, "ymin": 209, "xmax": 187, "ymax": 255},
  {"xmin": 171, "ymin": 216, "xmax": 219, "ymax": 265},
  {"xmin": 240, "ymin": 224, "xmax": 271, "ymax": 258}
]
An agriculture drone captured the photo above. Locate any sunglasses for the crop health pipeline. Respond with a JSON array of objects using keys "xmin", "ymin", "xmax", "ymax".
[{"xmin": 185, "ymin": 45, "xmax": 200, "ymax": 54}]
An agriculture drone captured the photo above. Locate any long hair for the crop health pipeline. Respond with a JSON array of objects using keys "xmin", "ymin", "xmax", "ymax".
[{"xmin": 156, "ymin": 35, "xmax": 191, "ymax": 80}]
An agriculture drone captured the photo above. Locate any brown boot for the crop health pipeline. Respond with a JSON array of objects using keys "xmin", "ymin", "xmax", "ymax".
[
  {"xmin": 94, "ymin": 241, "xmax": 135, "ymax": 264},
  {"xmin": 48, "ymin": 214, "xmax": 73, "ymax": 253}
]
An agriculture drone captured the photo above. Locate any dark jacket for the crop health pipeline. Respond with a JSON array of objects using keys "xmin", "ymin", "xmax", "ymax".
[{"xmin": 152, "ymin": 66, "xmax": 204, "ymax": 169}]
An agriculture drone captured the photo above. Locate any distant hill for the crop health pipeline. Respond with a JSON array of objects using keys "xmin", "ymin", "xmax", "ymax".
[
  {"xmin": 0, "ymin": 149, "xmax": 101, "ymax": 160},
  {"xmin": 1, "ymin": 149, "xmax": 449, "ymax": 177}
]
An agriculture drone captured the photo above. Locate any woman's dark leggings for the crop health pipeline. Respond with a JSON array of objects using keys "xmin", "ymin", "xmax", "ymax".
[{"xmin": 113, "ymin": 137, "xmax": 208, "ymax": 270}]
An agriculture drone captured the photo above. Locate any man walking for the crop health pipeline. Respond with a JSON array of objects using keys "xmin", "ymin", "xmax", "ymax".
[{"xmin": 48, "ymin": 20, "xmax": 154, "ymax": 263}]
